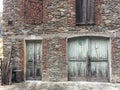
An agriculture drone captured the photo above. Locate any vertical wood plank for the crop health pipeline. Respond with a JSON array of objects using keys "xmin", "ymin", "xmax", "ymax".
[
  {"xmin": 76, "ymin": 0, "xmax": 83, "ymax": 24},
  {"xmin": 26, "ymin": 41, "xmax": 35, "ymax": 80},
  {"xmin": 91, "ymin": 0, "xmax": 95, "ymax": 23},
  {"xmin": 82, "ymin": 0, "xmax": 87, "ymax": 23},
  {"xmin": 89, "ymin": 37, "xmax": 109, "ymax": 81},
  {"xmin": 87, "ymin": 0, "xmax": 95, "ymax": 24},
  {"xmin": 68, "ymin": 37, "xmax": 88, "ymax": 80},
  {"xmin": 34, "ymin": 41, "xmax": 41, "ymax": 80},
  {"xmin": 24, "ymin": 40, "xmax": 26, "ymax": 80}
]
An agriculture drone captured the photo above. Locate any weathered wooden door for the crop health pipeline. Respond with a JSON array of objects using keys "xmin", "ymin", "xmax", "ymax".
[
  {"xmin": 26, "ymin": 40, "xmax": 42, "ymax": 80},
  {"xmin": 68, "ymin": 37, "xmax": 88, "ymax": 81},
  {"xmin": 68, "ymin": 37, "xmax": 109, "ymax": 81},
  {"xmin": 89, "ymin": 37, "xmax": 109, "ymax": 81}
]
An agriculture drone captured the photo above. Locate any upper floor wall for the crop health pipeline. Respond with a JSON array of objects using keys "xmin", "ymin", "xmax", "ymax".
[{"xmin": 2, "ymin": 0, "xmax": 120, "ymax": 36}]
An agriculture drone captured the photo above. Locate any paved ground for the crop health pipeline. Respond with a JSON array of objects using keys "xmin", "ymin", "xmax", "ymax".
[{"xmin": 0, "ymin": 81, "xmax": 120, "ymax": 90}]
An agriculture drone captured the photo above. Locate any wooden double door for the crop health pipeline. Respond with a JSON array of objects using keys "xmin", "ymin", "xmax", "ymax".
[
  {"xmin": 26, "ymin": 40, "xmax": 42, "ymax": 80},
  {"xmin": 68, "ymin": 37, "xmax": 109, "ymax": 81}
]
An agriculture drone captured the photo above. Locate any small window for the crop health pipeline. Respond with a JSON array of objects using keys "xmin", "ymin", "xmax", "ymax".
[
  {"xmin": 76, "ymin": 0, "xmax": 95, "ymax": 25},
  {"xmin": 24, "ymin": 0, "xmax": 43, "ymax": 25}
]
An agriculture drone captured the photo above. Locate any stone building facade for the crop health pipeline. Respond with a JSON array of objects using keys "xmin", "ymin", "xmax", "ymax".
[{"xmin": 2, "ymin": 0, "xmax": 120, "ymax": 84}]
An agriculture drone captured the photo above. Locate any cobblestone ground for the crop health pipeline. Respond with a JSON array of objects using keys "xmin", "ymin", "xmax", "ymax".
[{"xmin": 0, "ymin": 81, "xmax": 120, "ymax": 90}]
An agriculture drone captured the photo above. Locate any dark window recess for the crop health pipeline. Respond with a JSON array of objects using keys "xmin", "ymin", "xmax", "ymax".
[
  {"xmin": 8, "ymin": 20, "xmax": 13, "ymax": 25},
  {"xmin": 12, "ymin": 70, "xmax": 24, "ymax": 83},
  {"xmin": 76, "ymin": 0, "xmax": 95, "ymax": 25},
  {"xmin": 24, "ymin": 0, "xmax": 43, "ymax": 25}
]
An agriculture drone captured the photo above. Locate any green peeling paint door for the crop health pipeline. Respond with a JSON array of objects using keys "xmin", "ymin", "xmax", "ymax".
[
  {"xmin": 26, "ymin": 40, "xmax": 42, "ymax": 80},
  {"xmin": 68, "ymin": 37, "xmax": 88, "ymax": 81},
  {"xmin": 68, "ymin": 37, "xmax": 109, "ymax": 81}
]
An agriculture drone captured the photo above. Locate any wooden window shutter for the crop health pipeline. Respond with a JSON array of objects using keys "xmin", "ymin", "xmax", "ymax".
[
  {"xmin": 87, "ymin": 0, "xmax": 95, "ymax": 24},
  {"xmin": 76, "ymin": 0, "xmax": 95, "ymax": 25},
  {"xmin": 76, "ymin": 0, "xmax": 82, "ymax": 24},
  {"xmin": 24, "ymin": 0, "xmax": 43, "ymax": 25}
]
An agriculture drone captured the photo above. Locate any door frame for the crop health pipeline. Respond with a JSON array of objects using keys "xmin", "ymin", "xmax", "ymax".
[
  {"xmin": 67, "ymin": 36, "xmax": 111, "ymax": 82},
  {"xmin": 24, "ymin": 38, "xmax": 43, "ymax": 80}
]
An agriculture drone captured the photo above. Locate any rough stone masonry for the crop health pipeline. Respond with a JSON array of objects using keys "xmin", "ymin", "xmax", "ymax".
[{"xmin": 2, "ymin": 0, "xmax": 120, "ymax": 85}]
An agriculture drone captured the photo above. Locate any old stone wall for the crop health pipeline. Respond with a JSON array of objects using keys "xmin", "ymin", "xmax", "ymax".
[
  {"xmin": 42, "ymin": 37, "xmax": 67, "ymax": 81},
  {"xmin": 2, "ymin": 0, "xmax": 120, "ymax": 83},
  {"xmin": 111, "ymin": 38, "xmax": 120, "ymax": 82}
]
